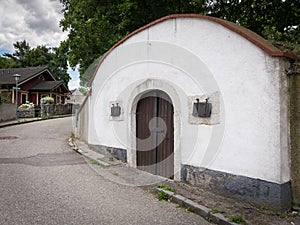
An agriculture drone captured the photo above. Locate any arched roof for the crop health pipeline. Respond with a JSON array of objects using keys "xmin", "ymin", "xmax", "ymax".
[{"xmin": 90, "ymin": 14, "xmax": 297, "ymax": 86}]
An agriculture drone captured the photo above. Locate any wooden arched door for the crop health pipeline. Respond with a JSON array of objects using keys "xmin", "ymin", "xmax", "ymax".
[{"xmin": 136, "ymin": 91, "xmax": 174, "ymax": 179}]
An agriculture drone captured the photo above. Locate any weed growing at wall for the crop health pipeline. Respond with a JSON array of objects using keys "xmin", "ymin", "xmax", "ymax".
[
  {"xmin": 156, "ymin": 184, "xmax": 173, "ymax": 192},
  {"xmin": 228, "ymin": 215, "xmax": 246, "ymax": 224},
  {"xmin": 157, "ymin": 191, "xmax": 170, "ymax": 201},
  {"xmin": 90, "ymin": 159, "xmax": 99, "ymax": 165},
  {"xmin": 210, "ymin": 208, "xmax": 225, "ymax": 214}
]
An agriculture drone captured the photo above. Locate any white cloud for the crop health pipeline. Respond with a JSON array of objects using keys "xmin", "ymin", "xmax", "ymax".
[
  {"xmin": 68, "ymin": 68, "xmax": 80, "ymax": 90},
  {"xmin": 68, "ymin": 78, "xmax": 80, "ymax": 90},
  {"xmin": 0, "ymin": 0, "xmax": 67, "ymax": 51},
  {"xmin": 0, "ymin": 0, "xmax": 80, "ymax": 88}
]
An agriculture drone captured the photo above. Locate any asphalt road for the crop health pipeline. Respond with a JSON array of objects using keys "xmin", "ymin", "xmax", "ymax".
[{"xmin": 0, "ymin": 117, "xmax": 210, "ymax": 225}]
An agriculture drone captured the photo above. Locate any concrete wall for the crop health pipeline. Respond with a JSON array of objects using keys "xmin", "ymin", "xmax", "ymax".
[
  {"xmin": 76, "ymin": 98, "xmax": 89, "ymax": 143},
  {"xmin": 290, "ymin": 65, "xmax": 300, "ymax": 206},
  {"xmin": 0, "ymin": 103, "xmax": 16, "ymax": 122}
]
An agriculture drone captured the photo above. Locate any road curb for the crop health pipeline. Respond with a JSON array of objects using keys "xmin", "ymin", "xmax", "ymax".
[
  {"xmin": 68, "ymin": 138, "xmax": 116, "ymax": 168},
  {"xmin": 77, "ymin": 148, "xmax": 111, "ymax": 167},
  {"xmin": 156, "ymin": 188, "xmax": 240, "ymax": 225}
]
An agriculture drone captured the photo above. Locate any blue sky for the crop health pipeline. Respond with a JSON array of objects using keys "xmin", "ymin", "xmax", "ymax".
[
  {"xmin": 0, "ymin": 0, "xmax": 79, "ymax": 90},
  {"xmin": 67, "ymin": 68, "xmax": 80, "ymax": 91},
  {"xmin": 0, "ymin": 48, "xmax": 9, "ymax": 55}
]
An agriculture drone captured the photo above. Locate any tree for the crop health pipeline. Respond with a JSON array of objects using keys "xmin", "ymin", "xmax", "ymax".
[
  {"xmin": 78, "ymin": 87, "xmax": 88, "ymax": 95},
  {"xmin": 207, "ymin": 0, "xmax": 300, "ymax": 52},
  {"xmin": 79, "ymin": 55, "xmax": 102, "ymax": 87},
  {"xmin": 3, "ymin": 40, "xmax": 31, "ymax": 67},
  {"xmin": 0, "ymin": 56, "xmax": 15, "ymax": 68},
  {"xmin": 0, "ymin": 40, "xmax": 70, "ymax": 85},
  {"xmin": 48, "ymin": 44, "xmax": 70, "ymax": 85},
  {"xmin": 60, "ymin": 0, "xmax": 209, "ymax": 86},
  {"xmin": 60, "ymin": 0, "xmax": 300, "ymax": 86},
  {"xmin": 60, "ymin": 0, "xmax": 125, "ymax": 76}
]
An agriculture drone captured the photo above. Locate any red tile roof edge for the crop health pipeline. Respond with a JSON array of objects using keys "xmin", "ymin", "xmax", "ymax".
[{"xmin": 89, "ymin": 14, "xmax": 298, "ymax": 86}]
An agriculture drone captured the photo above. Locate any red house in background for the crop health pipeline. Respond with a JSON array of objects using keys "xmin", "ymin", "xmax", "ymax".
[{"xmin": 0, "ymin": 67, "xmax": 70, "ymax": 106}]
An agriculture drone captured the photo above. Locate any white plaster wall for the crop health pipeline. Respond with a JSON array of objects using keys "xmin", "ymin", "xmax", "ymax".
[
  {"xmin": 88, "ymin": 18, "xmax": 289, "ymax": 184},
  {"xmin": 76, "ymin": 97, "xmax": 89, "ymax": 143}
]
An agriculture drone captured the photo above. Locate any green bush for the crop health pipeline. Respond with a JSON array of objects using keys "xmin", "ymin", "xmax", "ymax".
[
  {"xmin": 41, "ymin": 96, "xmax": 54, "ymax": 104},
  {"xmin": 18, "ymin": 102, "xmax": 34, "ymax": 109}
]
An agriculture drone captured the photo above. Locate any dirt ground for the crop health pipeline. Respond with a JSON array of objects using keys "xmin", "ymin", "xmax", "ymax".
[{"xmin": 142, "ymin": 180, "xmax": 300, "ymax": 225}]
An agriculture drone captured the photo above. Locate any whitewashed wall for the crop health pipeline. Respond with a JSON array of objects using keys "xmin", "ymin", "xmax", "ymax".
[{"xmin": 87, "ymin": 17, "xmax": 289, "ymax": 184}]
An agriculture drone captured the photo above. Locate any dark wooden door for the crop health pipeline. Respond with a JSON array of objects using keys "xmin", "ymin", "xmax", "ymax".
[{"xmin": 136, "ymin": 91, "xmax": 174, "ymax": 178}]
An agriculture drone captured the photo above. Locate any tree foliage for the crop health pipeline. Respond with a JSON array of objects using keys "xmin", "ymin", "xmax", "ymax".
[
  {"xmin": 207, "ymin": 0, "xmax": 300, "ymax": 52},
  {"xmin": 59, "ymin": 0, "xmax": 300, "ymax": 86},
  {"xmin": 0, "ymin": 56, "xmax": 15, "ymax": 68},
  {"xmin": 1, "ymin": 40, "xmax": 70, "ymax": 85},
  {"xmin": 78, "ymin": 87, "xmax": 88, "ymax": 95}
]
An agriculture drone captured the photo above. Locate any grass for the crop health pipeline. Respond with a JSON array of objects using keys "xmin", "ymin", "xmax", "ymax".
[
  {"xmin": 42, "ymin": 115, "xmax": 54, "ymax": 120},
  {"xmin": 112, "ymin": 172, "xmax": 119, "ymax": 176},
  {"xmin": 156, "ymin": 184, "xmax": 174, "ymax": 192},
  {"xmin": 176, "ymin": 204, "xmax": 194, "ymax": 213},
  {"xmin": 90, "ymin": 159, "xmax": 99, "ymax": 165},
  {"xmin": 157, "ymin": 191, "xmax": 170, "ymax": 201},
  {"xmin": 228, "ymin": 215, "xmax": 246, "ymax": 224},
  {"xmin": 185, "ymin": 207, "xmax": 194, "ymax": 213},
  {"xmin": 205, "ymin": 217, "xmax": 212, "ymax": 222},
  {"xmin": 210, "ymin": 208, "xmax": 225, "ymax": 214}
]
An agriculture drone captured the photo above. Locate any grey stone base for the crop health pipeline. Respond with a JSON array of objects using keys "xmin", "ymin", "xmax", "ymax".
[
  {"xmin": 181, "ymin": 165, "xmax": 292, "ymax": 212},
  {"xmin": 18, "ymin": 108, "xmax": 35, "ymax": 118},
  {"xmin": 88, "ymin": 144, "xmax": 127, "ymax": 163}
]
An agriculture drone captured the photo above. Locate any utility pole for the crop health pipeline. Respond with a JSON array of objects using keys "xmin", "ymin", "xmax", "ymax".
[{"xmin": 13, "ymin": 74, "xmax": 21, "ymax": 119}]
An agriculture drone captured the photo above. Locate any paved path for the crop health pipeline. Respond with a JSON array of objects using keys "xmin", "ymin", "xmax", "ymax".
[{"xmin": 0, "ymin": 117, "xmax": 210, "ymax": 225}]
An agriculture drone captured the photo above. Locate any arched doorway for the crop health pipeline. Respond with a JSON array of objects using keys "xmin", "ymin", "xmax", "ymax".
[{"xmin": 136, "ymin": 90, "xmax": 174, "ymax": 179}]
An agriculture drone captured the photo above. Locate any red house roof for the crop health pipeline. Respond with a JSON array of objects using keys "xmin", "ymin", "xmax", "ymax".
[
  {"xmin": 0, "ymin": 67, "xmax": 53, "ymax": 85},
  {"xmin": 29, "ymin": 81, "xmax": 68, "ymax": 92}
]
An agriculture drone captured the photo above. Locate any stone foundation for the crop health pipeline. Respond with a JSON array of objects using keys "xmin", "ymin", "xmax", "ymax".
[
  {"xmin": 42, "ymin": 104, "xmax": 72, "ymax": 116},
  {"xmin": 18, "ymin": 104, "xmax": 73, "ymax": 118},
  {"xmin": 181, "ymin": 165, "xmax": 291, "ymax": 212},
  {"xmin": 89, "ymin": 144, "xmax": 127, "ymax": 163},
  {"xmin": 18, "ymin": 108, "xmax": 35, "ymax": 118}
]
